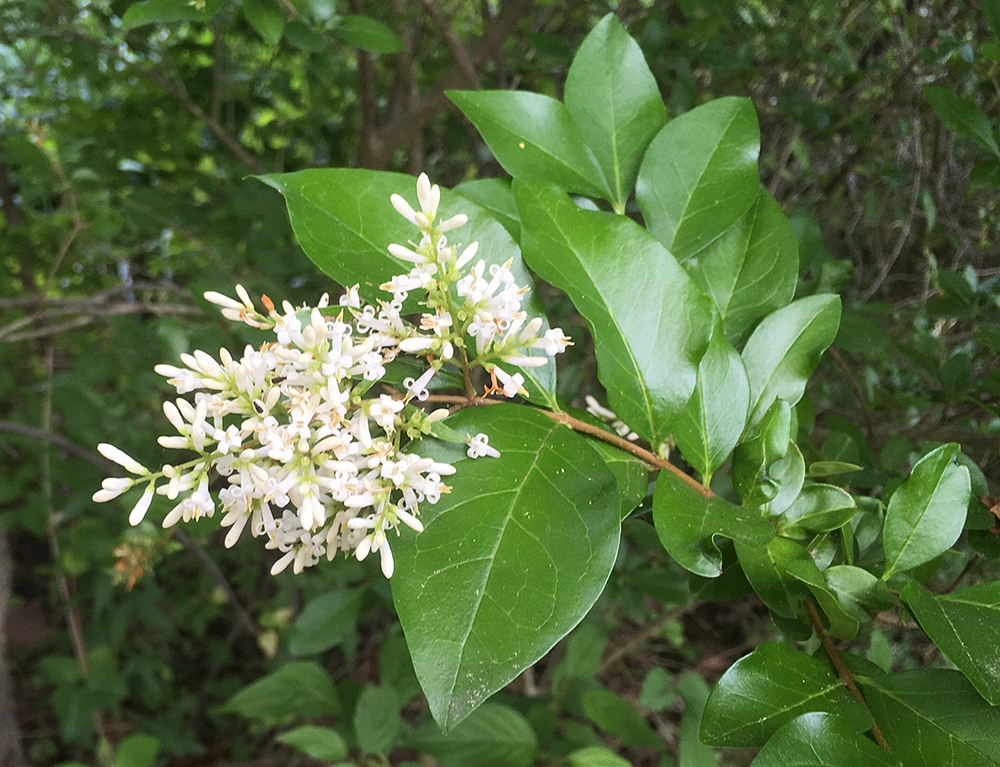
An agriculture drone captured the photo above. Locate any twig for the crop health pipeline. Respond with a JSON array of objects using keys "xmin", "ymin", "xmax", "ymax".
[
  {"xmin": 596, "ymin": 603, "xmax": 698, "ymax": 675},
  {"xmin": 806, "ymin": 598, "xmax": 891, "ymax": 753},
  {"xmin": 827, "ymin": 346, "xmax": 876, "ymax": 442},
  {"xmin": 415, "ymin": 0, "xmax": 481, "ymax": 90}
]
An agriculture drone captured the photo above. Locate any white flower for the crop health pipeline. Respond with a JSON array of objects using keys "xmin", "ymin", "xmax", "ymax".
[
  {"xmin": 128, "ymin": 484, "xmax": 156, "ymax": 525},
  {"xmin": 98, "ymin": 443, "xmax": 148, "ymax": 475},
  {"xmin": 467, "ymin": 433, "xmax": 500, "ymax": 459}
]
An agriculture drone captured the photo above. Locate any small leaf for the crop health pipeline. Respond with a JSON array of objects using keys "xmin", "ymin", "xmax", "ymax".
[
  {"xmin": 734, "ymin": 537, "xmax": 810, "ymax": 618},
  {"xmin": 701, "ymin": 642, "xmax": 872, "ymax": 747},
  {"xmin": 407, "ymin": 703, "xmax": 537, "ymax": 767},
  {"xmin": 807, "ymin": 461, "xmax": 863, "ymax": 477},
  {"xmin": 567, "ymin": 746, "xmax": 633, "ymax": 767},
  {"xmin": 448, "ymin": 91, "xmax": 607, "ymax": 198},
  {"xmin": 637, "ymin": 97, "xmax": 760, "ymax": 261},
  {"xmin": 882, "ymin": 443, "xmax": 971, "ymax": 579},
  {"xmin": 242, "ymin": 0, "xmax": 285, "ymax": 46},
  {"xmin": 277, "ymin": 726, "xmax": 349, "ymax": 761},
  {"xmin": 676, "ymin": 673, "xmax": 718, "ymax": 767},
  {"xmin": 776, "ymin": 483, "xmax": 858, "ymax": 539},
  {"xmin": 581, "ymin": 688, "xmax": 661, "ymax": 748},
  {"xmin": 515, "ymin": 181, "xmax": 713, "ymax": 445},
  {"xmin": 392, "ymin": 404, "xmax": 620, "ymax": 731},
  {"xmin": 858, "ymin": 669, "xmax": 1000, "ymax": 766},
  {"xmin": 732, "ymin": 399, "xmax": 790, "ymax": 506},
  {"xmin": 114, "ymin": 734, "xmax": 161, "ymax": 767},
  {"xmin": 768, "ymin": 442, "xmax": 805, "ymax": 516},
  {"xmin": 784, "ymin": 558, "xmax": 860, "ymax": 640},
  {"xmin": 741, "ymin": 294, "xmax": 841, "ymax": 428},
  {"xmin": 334, "ymin": 15, "xmax": 403, "ymax": 53},
  {"xmin": 289, "ymin": 589, "xmax": 364, "ymax": 656},
  {"xmin": 901, "ymin": 580, "xmax": 1000, "ymax": 705},
  {"xmin": 653, "ymin": 469, "xmax": 774, "ymax": 578},
  {"xmin": 750, "ymin": 712, "xmax": 900, "ymax": 767},
  {"xmin": 121, "ymin": 0, "xmax": 224, "ymax": 28},
  {"xmin": 673, "ymin": 329, "xmax": 750, "ymax": 481},
  {"xmin": 220, "ymin": 661, "xmax": 340, "ymax": 718},
  {"xmin": 823, "ymin": 565, "xmax": 895, "ymax": 621},
  {"xmin": 354, "ymin": 686, "xmax": 401, "ymax": 754},
  {"xmin": 688, "ymin": 188, "xmax": 798, "ymax": 345},
  {"xmin": 924, "ymin": 86, "xmax": 1000, "ymax": 156},
  {"xmin": 563, "ymin": 14, "xmax": 666, "ymax": 209}
]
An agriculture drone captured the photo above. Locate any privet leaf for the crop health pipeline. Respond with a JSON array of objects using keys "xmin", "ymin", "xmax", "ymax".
[
  {"xmin": 652, "ymin": 469, "xmax": 773, "ymax": 578},
  {"xmin": 636, "ymin": 97, "xmax": 760, "ymax": 261},
  {"xmin": 589, "ymin": 440, "xmax": 649, "ymax": 519},
  {"xmin": 775, "ymin": 483, "xmax": 857, "ymax": 540},
  {"xmin": 924, "ymin": 86, "xmax": 1000, "ymax": 156},
  {"xmin": 688, "ymin": 187, "xmax": 798, "ymax": 345},
  {"xmin": 676, "ymin": 672, "xmax": 718, "ymax": 767},
  {"xmin": 334, "ymin": 15, "xmax": 403, "ymax": 54},
  {"xmin": 453, "ymin": 178, "xmax": 520, "ymax": 240},
  {"xmin": 882, "ymin": 443, "xmax": 970, "ymax": 579},
  {"xmin": 121, "ymin": 0, "xmax": 224, "ymax": 29},
  {"xmin": 901, "ymin": 580, "xmax": 1000, "ymax": 704},
  {"xmin": 406, "ymin": 703, "xmax": 537, "ymax": 767},
  {"xmin": 515, "ymin": 181, "xmax": 713, "ymax": 445},
  {"xmin": 241, "ymin": 0, "xmax": 285, "ymax": 46},
  {"xmin": 734, "ymin": 537, "xmax": 810, "ymax": 618},
  {"xmin": 750, "ymin": 712, "xmax": 900, "ymax": 767},
  {"xmin": 392, "ymin": 404, "xmax": 620, "ymax": 731},
  {"xmin": 220, "ymin": 661, "xmax": 340, "ymax": 718},
  {"xmin": 276, "ymin": 726, "xmax": 349, "ymax": 761},
  {"xmin": 289, "ymin": 588, "xmax": 364, "ymax": 656},
  {"xmin": 448, "ymin": 91, "xmax": 606, "ymax": 198},
  {"xmin": 354, "ymin": 686, "xmax": 401, "ymax": 754},
  {"xmin": 563, "ymin": 14, "xmax": 666, "ymax": 209},
  {"xmin": 701, "ymin": 642, "xmax": 871, "ymax": 747},
  {"xmin": 581, "ymin": 688, "xmax": 661, "ymax": 747},
  {"xmin": 673, "ymin": 329, "xmax": 750, "ymax": 481},
  {"xmin": 859, "ymin": 669, "xmax": 1000, "ymax": 767},
  {"xmin": 741, "ymin": 295, "xmax": 842, "ymax": 428},
  {"xmin": 784, "ymin": 558, "xmax": 860, "ymax": 640}
]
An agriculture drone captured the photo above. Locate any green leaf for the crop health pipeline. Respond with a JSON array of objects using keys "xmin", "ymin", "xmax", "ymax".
[
  {"xmin": 589, "ymin": 440, "xmax": 650, "ymax": 519},
  {"xmin": 750, "ymin": 712, "xmax": 900, "ymax": 767},
  {"xmin": 567, "ymin": 746, "xmax": 633, "ymax": 767},
  {"xmin": 970, "ymin": 158, "xmax": 1000, "ymax": 186},
  {"xmin": 732, "ymin": 399, "xmax": 791, "ymax": 506},
  {"xmin": 901, "ymin": 580, "xmax": 1000, "ymax": 705},
  {"xmin": 636, "ymin": 97, "xmax": 761, "ymax": 261},
  {"xmin": 220, "ymin": 661, "xmax": 340, "ymax": 718},
  {"xmin": 924, "ymin": 86, "xmax": 1000, "ymax": 156},
  {"xmin": 776, "ymin": 483, "xmax": 857, "ymax": 539},
  {"xmin": 448, "ymin": 91, "xmax": 607, "ymax": 198},
  {"xmin": 121, "ymin": 0, "xmax": 224, "ymax": 28},
  {"xmin": 392, "ymin": 404, "xmax": 620, "ymax": 731},
  {"xmin": 687, "ymin": 188, "xmax": 798, "ymax": 345},
  {"xmin": 653, "ymin": 469, "xmax": 774, "ymax": 578},
  {"xmin": 114, "ymin": 734, "xmax": 161, "ymax": 767},
  {"xmin": 581, "ymin": 688, "xmax": 661, "ymax": 748},
  {"xmin": 858, "ymin": 669, "xmax": 1000, "ymax": 766},
  {"xmin": 514, "ymin": 181, "xmax": 713, "ymax": 445},
  {"xmin": 289, "ymin": 588, "xmax": 364, "ymax": 656},
  {"xmin": 354, "ymin": 686, "xmax": 401, "ymax": 754},
  {"xmin": 784, "ymin": 558, "xmax": 860, "ymax": 640},
  {"xmin": 807, "ymin": 461, "xmax": 863, "ymax": 478},
  {"xmin": 673, "ymin": 329, "xmax": 750, "ymax": 481},
  {"xmin": 823, "ymin": 565, "xmax": 895, "ymax": 621},
  {"xmin": 258, "ymin": 168, "xmax": 556, "ymax": 405},
  {"xmin": 768, "ymin": 442, "xmax": 805, "ymax": 516},
  {"xmin": 453, "ymin": 178, "xmax": 520, "ymax": 240},
  {"xmin": 277, "ymin": 726, "xmax": 349, "ymax": 761},
  {"xmin": 741, "ymin": 295, "xmax": 842, "ymax": 428},
  {"xmin": 407, "ymin": 703, "xmax": 538, "ymax": 767},
  {"xmin": 734, "ymin": 537, "xmax": 810, "ymax": 618},
  {"xmin": 241, "ymin": 0, "xmax": 285, "ymax": 46},
  {"xmin": 563, "ymin": 14, "xmax": 666, "ymax": 209},
  {"xmin": 677, "ymin": 673, "xmax": 718, "ymax": 767},
  {"xmin": 882, "ymin": 443, "xmax": 971, "ymax": 579},
  {"xmin": 334, "ymin": 15, "xmax": 403, "ymax": 54},
  {"xmin": 700, "ymin": 642, "xmax": 872, "ymax": 747}
]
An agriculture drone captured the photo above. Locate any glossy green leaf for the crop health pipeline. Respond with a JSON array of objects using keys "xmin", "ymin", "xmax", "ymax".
[
  {"xmin": 114, "ymin": 734, "xmax": 160, "ymax": 767},
  {"xmin": 807, "ymin": 461, "xmax": 863, "ymax": 478},
  {"xmin": 653, "ymin": 469, "xmax": 774, "ymax": 578},
  {"xmin": 242, "ymin": 0, "xmax": 285, "ymax": 46},
  {"xmin": 334, "ymin": 15, "xmax": 403, "ymax": 54},
  {"xmin": 407, "ymin": 703, "xmax": 538, "ymax": 767},
  {"xmin": 776, "ymin": 483, "xmax": 857, "ymax": 539},
  {"xmin": 567, "ymin": 747, "xmax": 633, "ymax": 767},
  {"xmin": 784, "ymin": 558, "xmax": 860, "ymax": 639},
  {"xmin": 824, "ymin": 565, "xmax": 895, "ymax": 622},
  {"xmin": 677, "ymin": 672, "xmax": 718, "ymax": 767},
  {"xmin": 289, "ymin": 588, "xmax": 364, "ymax": 656},
  {"xmin": 258, "ymin": 168, "xmax": 556, "ymax": 404},
  {"xmin": 354, "ymin": 686, "xmax": 401, "ymax": 754},
  {"xmin": 750, "ymin": 712, "xmax": 900, "ymax": 767},
  {"xmin": 701, "ymin": 642, "xmax": 871, "ymax": 748},
  {"xmin": 734, "ymin": 537, "xmax": 810, "ymax": 618},
  {"xmin": 768, "ymin": 443, "xmax": 805, "ymax": 516},
  {"xmin": 220, "ymin": 661, "xmax": 340, "ymax": 718},
  {"xmin": 924, "ymin": 86, "xmax": 1000, "ymax": 156},
  {"xmin": 589, "ymin": 440, "xmax": 649, "ymax": 519},
  {"xmin": 392, "ymin": 404, "xmax": 620, "ymax": 731},
  {"xmin": 563, "ymin": 14, "xmax": 666, "ymax": 209},
  {"xmin": 515, "ymin": 181, "xmax": 713, "ymax": 444},
  {"xmin": 581, "ymin": 688, "xmax": 660, "ymax": 747},
  {"xmin": 901, "ymin": 580, "xmax": 1000, "ymax": 704},
  {"xmin": 277, "ymin": 726, "xmax": 349, "ymax": 761},
  {"xmin": 882, "ymin": 443, "xmax": 971, "ymax": 579},
  {"xmin": 741, "ymin": 295, "xmax": 842, "ymax": 428},
  {"xmin": 121, "ymin": 0, "xmax": 224, "ymax": 28},
  {"xmin": 636, "ymin": 97, "xmax": 760, "ymax": 260},
  {"xmin": 732, "ymin": 399, "xmax": 790, "ymax": 506},
  {"xmin": 674, "ymin": 329, "xmax": 750, "ymax": 481},
  {"xmin": 858, "ymin": 669, "xmax": 1000, "ymax": 766},
  {"xmin": 687, "ymin": 188, "xmax": 798, "ymax": 345},
  {"xmin": 454, "ymin": 178, "xmax": 520, "ymax": 240},
  {"xmin": 448, "ymin": 91, "xmax": 606, "ymax": 198}
]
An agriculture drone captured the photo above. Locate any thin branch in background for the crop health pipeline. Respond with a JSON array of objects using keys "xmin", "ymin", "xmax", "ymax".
[
  {"xmin": 415, "ymin": 0, "xmax": 482, "ymax": 90},
  {"xmin": 596, "ymin": 603, "xmax": 698, "ymax": 675}
]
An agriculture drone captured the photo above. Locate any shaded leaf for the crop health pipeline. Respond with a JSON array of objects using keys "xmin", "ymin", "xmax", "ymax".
[
  {"xmin": 407, "ymin": 703, "xmax": 537, "ymax": 767},
  {"xmin": 454, "ymin": 178, "xmax": 520, "ymax": 240},
  {"xmin": 242, "ymin": 0, "xmax": 285, "ymax": 46},
  {"xmin": 121, "ymin": 0, "xmax": 224, "ymax": 28},
  {"xmin": 734, "ymin": 537, "xmax": 810, "ymax": 618},
  {"xmin": 220, "ymin": 661, "xmax": 340, "ymax": 718},
  {"xmin": 334, "ymin": 15, "xmax": 403, "ymax": 53},
  {"xmin": 581, "ymin": 688, "xmax": 661, "ymax": 748},
  {"xmin": 354, "ymin": 686, "xmax": 401, "ymax": 754},
  {"xmin": 924, "ymin": 86, "xmax": 1000, "ymax": 156},
  {"xmin": 750, "ymin": 712, "xmax": 900, "ymax": 767},
  {"xmin": 677, "ymin": 672, "xmax": 718, "ymax": 767},
  {"xmin": 776, "ymin": 483, "xmax": 857, "ymax": 540},
  {"xmin": 277, "ymin": 726, "xmax": 349, "ymax": 761},
  {"xmin": 289, "ymin": 588, "xmax": 364, "ymax": 656}
]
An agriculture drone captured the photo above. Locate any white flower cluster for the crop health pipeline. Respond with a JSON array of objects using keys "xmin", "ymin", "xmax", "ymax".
[{"xmin": 94, "ymin": 174, "xmax": 569, "ymax": 578}]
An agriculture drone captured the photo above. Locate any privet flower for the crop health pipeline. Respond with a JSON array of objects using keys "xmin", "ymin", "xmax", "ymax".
[{"xmin": 95, "ymin": 174, "xmax": 569, "ymax": 578}]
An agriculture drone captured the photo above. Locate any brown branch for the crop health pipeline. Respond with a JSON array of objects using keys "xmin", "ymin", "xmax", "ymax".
[
  {"xmin": 596, "ymin": 603, "xmax": 698, "ymax": 675},
  {"xmin": 0, "ymin": 300, "xmax": 202, "ymax": 344},
  {"xmin": 806, "ymin": 599, "xmax": 891, "ymax": 753},
  {"xmin": 827, "ymin": 346, "xmax": 875, "ymax": 442},
  {"xmin": 415, "ymin": 0, "xmax": 481, "ymax": 90}
]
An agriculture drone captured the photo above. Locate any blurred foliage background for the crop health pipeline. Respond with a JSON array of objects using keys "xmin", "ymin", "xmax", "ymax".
[{"xmin": 1, "ymin": 0, "xmax": 998, "ymax": 764}]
